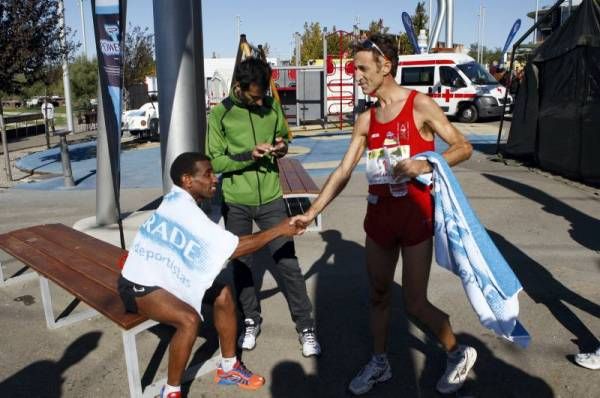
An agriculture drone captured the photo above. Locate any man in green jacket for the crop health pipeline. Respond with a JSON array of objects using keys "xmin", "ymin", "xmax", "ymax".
[{"xmin": 206, "ymin": 58, "xmax": 321, "ymax": 357}]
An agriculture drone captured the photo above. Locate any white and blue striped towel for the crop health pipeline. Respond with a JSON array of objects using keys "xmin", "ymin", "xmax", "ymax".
[{"xmin": 416, "ymin": 151, "xmax": 530, "ymax": 348}]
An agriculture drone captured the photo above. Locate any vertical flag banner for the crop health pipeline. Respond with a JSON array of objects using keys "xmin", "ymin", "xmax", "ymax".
[
  {"xmin": 501, "ymin": 19, "xmax": 522, "ymax": 61},
  {"xmin": 402, "ymin": 12, "xmax": 420, "ymax": 54},
  {"xmin": 92, "ymin": 0, "xmax": 127, "ymax": 246}
]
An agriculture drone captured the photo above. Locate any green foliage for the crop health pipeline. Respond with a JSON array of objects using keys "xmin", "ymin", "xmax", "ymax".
[
  {"xmin": 70, "ymin": 56, "xmax": 98, "ymax": 109},
  {"xmin": 0, "ymin": 0, "xmax": 77, "ymax": 99},
  {"xmin": 413, "ymin": 1, "xmax": 428, "ymax": 33},
  {"xmin": 468, "ymin": 43, "xmax": 503, "ymax": 66},
  {"xmin": 297, "ymin": 22, "xmax": 324, "ymax": 64},
  {"xmin": 124, "ymin": 24, "xmax": 155, "ymax": 89},
  {"xmin": 398, "ymin": 33, "xmax": 413, "ymax": 55}
]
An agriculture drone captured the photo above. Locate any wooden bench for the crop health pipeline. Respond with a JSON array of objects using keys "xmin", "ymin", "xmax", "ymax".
[
  {"xmin": 277, "ymin": 157, "xmax": 322, "ymax": 231},
  {"xmin": 0, "ymin": 223, "xmax": 219, "ymax": 398}
]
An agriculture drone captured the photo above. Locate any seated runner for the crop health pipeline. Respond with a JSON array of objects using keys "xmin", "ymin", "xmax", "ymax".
[{"xmin": 119, "ymin": 152, "xmax": 302, "ymax": 397}]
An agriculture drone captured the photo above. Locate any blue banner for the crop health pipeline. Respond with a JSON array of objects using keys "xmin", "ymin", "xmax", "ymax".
[
  {"xmin": 501, "ymin": 19, "xmax": 521, "ymax": 56},
  {"xmin": 401, "ymin": 12, "xmax": 420, "ymax": 54},
  {"xmin": 91, "ymin": 0, "xmax": 126, "ymax": 207}
]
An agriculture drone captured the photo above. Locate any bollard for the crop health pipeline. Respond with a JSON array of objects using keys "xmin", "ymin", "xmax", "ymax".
[{"xmin": 54, "ymin": 129, "xmax": 75, "ymax": 187}]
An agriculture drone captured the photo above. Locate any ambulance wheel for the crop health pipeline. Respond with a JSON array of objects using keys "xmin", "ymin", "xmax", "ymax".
[{"xmin": 458, "ymin": 104, "xmax": 478, "ymax": 123}]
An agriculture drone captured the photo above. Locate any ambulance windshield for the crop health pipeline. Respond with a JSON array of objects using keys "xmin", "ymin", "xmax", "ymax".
[{"xmin": 457, "ymin": 62, "xmax": 498, "ymax": 85}]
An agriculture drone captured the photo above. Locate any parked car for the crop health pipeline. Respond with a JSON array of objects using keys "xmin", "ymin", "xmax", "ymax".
[
  {"xmin": 121, "ymin": 102, "xmax": 159, "ymax": 136},
  {"xmin": 26, "ymin": 96, "xmax": 43, "ymax": 107}
]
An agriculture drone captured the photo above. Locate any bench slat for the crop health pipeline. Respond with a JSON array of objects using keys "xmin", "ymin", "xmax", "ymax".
[
  {"xmin": 32, "ymin": 224, "xmax": 125, "ymax": 272},
  {"xmin": 0, "ymin": 227, "xmax": 146, "ymax": 330},
  {"xmin": 278, "ymin": 158, "xmax": 320, "ymax": 195},
  {"xmin": 11, "ymin": 229, "xmax": 121, "ymax": 294}
]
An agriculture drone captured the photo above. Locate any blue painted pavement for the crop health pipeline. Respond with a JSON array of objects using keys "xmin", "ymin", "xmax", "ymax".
[{"xmin": 14, "ymin": 133, "xmax": 496, "ymax": 191}]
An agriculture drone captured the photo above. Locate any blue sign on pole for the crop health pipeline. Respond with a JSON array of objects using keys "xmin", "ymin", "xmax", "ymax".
[
  {"xmin": 501, "ymin": 19, "xmax": 522, "ymax": 58},
  {"xmin": 401, "ymin": 12, "xmax": 420, "ymax": 54}
]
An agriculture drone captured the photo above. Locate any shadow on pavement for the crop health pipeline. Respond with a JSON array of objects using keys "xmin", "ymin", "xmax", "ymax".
[
  {"xmin": 488, "ymin": 229, "xmax": 600, "ymax": 353},
  {"xmin": 454, "ymin": 333, "xmax": 554, "ymax": 397},
  {"xmin": 0, "ymin": 331, "xmax": 102, "ymax": 398},
  {"xmin": 484, "ymin": 174, "xmax": 600, "ymax": 252},
  {"xmin": 268, "ymin": 229, "xmax": 556, "ymax": 396}
]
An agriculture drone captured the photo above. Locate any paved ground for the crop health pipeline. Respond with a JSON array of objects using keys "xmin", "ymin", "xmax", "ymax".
[{"xmin": 1, "ymin": 119, "xmax": 599, "ymax": 397}]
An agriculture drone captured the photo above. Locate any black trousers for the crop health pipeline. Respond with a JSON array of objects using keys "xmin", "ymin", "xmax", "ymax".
[{"xmin": 222, "ymin": 198, "xmax": 314, "ymax": 332}]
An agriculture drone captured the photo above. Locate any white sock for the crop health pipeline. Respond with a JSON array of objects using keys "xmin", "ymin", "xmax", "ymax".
[
  {"xmin": 162, "ymin": 383, "xmax": 180, "ymax": 397},
  {"xmin": 221, "ymin": 356, "xmax": 237, "ymax": 372}
]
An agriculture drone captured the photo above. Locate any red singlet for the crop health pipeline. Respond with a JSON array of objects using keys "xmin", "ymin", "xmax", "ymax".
[{"xmin": 363, "ymin": 90, "xmax": 435, "ymax": 248}]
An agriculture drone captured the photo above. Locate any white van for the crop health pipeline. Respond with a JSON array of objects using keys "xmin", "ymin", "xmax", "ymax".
[{"xmin": 396, "ymin": 53, "xmax": 512, "ymax": 123}]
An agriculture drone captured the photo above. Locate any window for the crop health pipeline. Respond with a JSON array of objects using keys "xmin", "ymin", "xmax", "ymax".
[
  {"xmin": 401, "ymin": 67, "xmax": 434, "ymax": 86},
  {"xmin": 440, "ymin": 66, "xmax": 461, "ymax": 86}
]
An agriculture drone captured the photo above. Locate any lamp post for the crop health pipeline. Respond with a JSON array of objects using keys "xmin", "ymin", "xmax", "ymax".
[{"xmin": 79, "ymin": 0, "xmax": 87, "ymax": 58}]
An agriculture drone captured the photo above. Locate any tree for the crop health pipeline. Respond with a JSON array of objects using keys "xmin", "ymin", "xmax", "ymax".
[
  {"xmin": 413, "ymin": 2, "xmax": 428, "ymax": 33},
  {"xmin": 0, "ymin": 0, "xmax": 74, "ymax": 181},
  {"xmin": 297, "ymin": 22, "xmax": 324, "ymax": 64},
  {"xmin": 468, "ymin": 44, "xmax": 503, "ymax": 67},
  {"xmin": 70, "ymin": 56, "xmax": 98, "ymax": 109},
  {"xmin": 124, "ymin": 24, "xmax": 155, "ymax": 89},
  {"xmin": 0, "ymin": 1, "xmax": 70, "ymax": 96}
]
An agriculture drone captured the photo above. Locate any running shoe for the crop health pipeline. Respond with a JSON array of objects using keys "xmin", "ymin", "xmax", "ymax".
[
  {"xmin": 574, "ymin": 347, "xmax": 600, "ymax": 370},
  {"xmin": 159, "ymin": 386, "xmax": 181, "ymax": 398},
  {"xmin": 238, "ymin": 318, "xmax": 260, "ymax": 350},
  {"xmin": 436, "ymin": 345, "xmax": 477, "ymax": 394},
  {"xmin": 348, "ymin": 355, "xmax": 392, "ymax": 395},
  {"xmin": 299, "ymin": 328, "xmax": 321, "ymax": 357},
  {"xmin": 214, "ymin": 360, "xmax": 265, "ymax": 390}
]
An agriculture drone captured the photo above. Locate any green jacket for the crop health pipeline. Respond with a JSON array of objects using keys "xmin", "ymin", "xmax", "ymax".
[{"xmin": 205, "ymin": 91, "xmax": 288, "ymax": 206}]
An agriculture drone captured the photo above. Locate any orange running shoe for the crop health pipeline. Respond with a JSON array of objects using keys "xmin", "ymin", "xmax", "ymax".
[{"xmin": 214, "ymin": 360, "xmax": 265, "ymax": 390}]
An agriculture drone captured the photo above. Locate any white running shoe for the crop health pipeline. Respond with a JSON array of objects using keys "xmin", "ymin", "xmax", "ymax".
[
  {"xmin": 238, "ymin": 318, "xmax": 260, "ymax": 350},
  {"xmin": 574, "ymin": 347, "xmax": 600, "ymax": 370},
  {"xmin": 436, "ymin": 345, "xmax": 477, "ymax": 394},
  {"xmin": 299, "ymin": 328, "xmax": 321, "ymax": 357},
  {"xmin": 348, "ymin": 355, "xmax": 392, "ymax": 395}
]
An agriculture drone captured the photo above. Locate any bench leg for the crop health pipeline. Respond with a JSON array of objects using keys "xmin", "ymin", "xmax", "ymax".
[
  {"xmin": 122, "ymin": 320, "xmax": 221, "ymax": 398},
  {"xmin": 122, "ymin": 324, "xmax": 147, "ymax": 398},
  {"xmin": 38, "ymin": 276, "xmax": 98, "ymax": 329},
  {"xmin": 0, "ymin": 259, "xmax": 37, "ymax": 288}
]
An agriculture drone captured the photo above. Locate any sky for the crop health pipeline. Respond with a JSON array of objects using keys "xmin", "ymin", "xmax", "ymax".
[{"xmin": 65, "ymin": 0, "xmax": 562, "ymax": 60}]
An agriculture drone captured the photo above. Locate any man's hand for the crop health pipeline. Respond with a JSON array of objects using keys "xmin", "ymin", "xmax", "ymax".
[
  {"xmin": 392, "ymin": 159, "xmax": 431, "ymax": 180},
  {"xmin": 252, "ymin": 143, "xmax": 273, "ymax": 160},
  {"xmin": 288, "ymin": 213, "xmax": 315, "ymax": 235},
  {"xmin": 271, "ymin": 137, "xmax": 288, "ymax": 158},
  {"xmin": 277, "ymin": 217, "xmax": 305, "ymax": 237}
]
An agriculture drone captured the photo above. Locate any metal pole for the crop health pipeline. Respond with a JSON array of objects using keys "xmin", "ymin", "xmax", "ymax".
[
  {"xmin": 96, "ymin": 83, "xmax": 118, "ymax": 224},
  {"xmin": 79, "ymin": 0, "xmax": 87, "ymax": 58},
  {"xmin": 477, "ymin": 5, "xmax": 482, "ymax": 63},
  {"xmin": 428, "ymin": 0, "xmax": 446, "ymax": 52},
  {"xmin": 57, "ymin": 130, "xmax": 75, "ymax": 187},
  {"xmin": 59, "ymin": 0, "xmax": 74, "ymax": 132},
  {"xmin": 0, "ymin": 105, "xmax": 11, "ymax": 182},
  {"xmin": 534, "ymin": 0, "xmax": 540, "ymax": 44},
  {"xmin": 481, "ymin": 7, "xmax": 486, "ymax": 64},
  {"xmin": 322, "ymin": 28, "xmax": 328, "ymax": 127},
  {"xmin": 295, "ymin": 32, "xmax": 301, "ymax": 127},
  {"xmin": 154, "ymin": 0, "xmax": 207, "ymax": 193},
  {"xmin": 235, "ymin": 15, "xmax": 241, "ymax": 49},
  {"xmin": 446, "ymin": 0, "xmax": 454, "ymax": 49},
  {"xmin": 428, "ymin": 0, "xmax": 432, "ymax": 39}
]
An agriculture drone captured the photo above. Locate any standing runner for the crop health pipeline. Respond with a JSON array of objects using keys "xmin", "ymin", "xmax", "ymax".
[{"xmin": 292, "ymin": 34, "xmax": 475, "ymax": 395}]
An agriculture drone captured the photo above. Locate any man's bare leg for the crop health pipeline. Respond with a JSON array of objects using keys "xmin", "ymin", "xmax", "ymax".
[
  {"xmin": 365, "ymin": 236, "xmax": 400, "ymax": 354},
  {"xmin": 211, "ymin": 285, "xmax": 237, "ymax": 358},
  {"xmin": 135, "ymin": 289, "xmax": 200, "ymax": 385},
  {"xmin": 401, "ymin": 237, "xmax": 458, "ymax": 352}
]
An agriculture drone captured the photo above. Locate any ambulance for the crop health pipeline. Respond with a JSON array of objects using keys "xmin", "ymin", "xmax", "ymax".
[{"xmin": 395, "ymin": 53, "xmax": 512, "ymax": 123}]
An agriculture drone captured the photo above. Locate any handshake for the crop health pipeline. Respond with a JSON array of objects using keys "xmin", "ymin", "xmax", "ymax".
[
  {"xmin": 275, "ymin": 214, "xmax": 315, "ymax": 237},
  {"xmin": 252, "ymin": 137, "xmax": 287, "ymax": 160}
]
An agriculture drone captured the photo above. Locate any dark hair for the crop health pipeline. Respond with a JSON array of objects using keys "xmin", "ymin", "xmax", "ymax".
[
  {"xmin": 234, "ymin": 57, "xmax": 272, "ymax": 92},
  {"xmin": 170, "ymin": 152, "xmax": 209, "ymax": 186},
  {"xmin": 354, "ymin": 33, "xmax": 399, "ymax": 77}
]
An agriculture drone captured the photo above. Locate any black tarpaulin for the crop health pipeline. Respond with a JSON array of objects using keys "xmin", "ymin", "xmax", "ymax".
[{"xmin": 505, "ymin": 0, "xmax": 600, "ymax": 184}]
